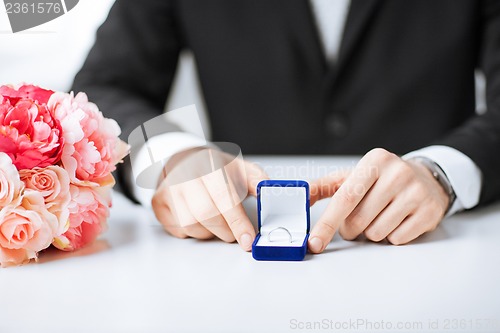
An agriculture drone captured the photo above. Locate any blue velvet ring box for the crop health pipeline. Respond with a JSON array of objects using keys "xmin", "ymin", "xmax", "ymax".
[{"xmin": 252, "ymin": 180, "xmax": 310, "ymax": 261}]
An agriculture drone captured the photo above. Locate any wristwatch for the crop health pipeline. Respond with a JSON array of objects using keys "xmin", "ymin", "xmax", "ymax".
[{"xmin": 409, "ymin": 156, "xmax": 456, "ymax": 214}]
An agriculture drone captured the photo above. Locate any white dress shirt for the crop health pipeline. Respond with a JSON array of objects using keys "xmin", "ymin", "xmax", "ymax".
[{"xmin": 131, "ymin": 0, "xmax": 482, "ymax": 215}]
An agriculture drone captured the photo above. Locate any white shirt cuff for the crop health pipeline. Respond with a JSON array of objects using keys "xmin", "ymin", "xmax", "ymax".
[
  {"xmin": 403, "ymin": 145, "xmax": 482, "ymax": 216},
  {"xmin": 129, "ymin": 132, "xmax": 208, "ymax": 207}
]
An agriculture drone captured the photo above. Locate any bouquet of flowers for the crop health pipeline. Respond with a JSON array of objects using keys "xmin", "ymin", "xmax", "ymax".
[{"xmin": 0, "ymin": 84, "xmax": 129, "ymax": 267}]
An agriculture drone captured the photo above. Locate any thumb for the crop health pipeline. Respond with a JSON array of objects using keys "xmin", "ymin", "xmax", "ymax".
[{"xmin": 309, "ymin": 170, "xmax": 351, "ymax": 206}]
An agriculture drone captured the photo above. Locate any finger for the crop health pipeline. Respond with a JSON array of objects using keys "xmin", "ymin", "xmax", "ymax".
[
  {"xmin": 161, "ymin": 203, "xmax": 214, "ymax": 240},
  {"xmin": 338, "ymin": 185, "xmax": 387, "ymax": 241},
  {"xmin": 153, "ymin": 204, "xmax": 188, "ymax": 239},
  {"xmin": 386, "ymin": 208, "xmax": 439, "ymax": 245},
  {"xmin": 218, "ymin": 203, "xmax": 255, "ymax": 251},
  {"xmin": 167, "ymin": 182, "xmax": 199, "ymax": 227},
  {"xmin": 339, "ymin": 171, "xmax": 403, "ymax": 241},
  {"xmin": 199, "ymin": 215, "xmax": 236, "ymax": 243},
  {"xmin": 182, "ymin": 223, "xmax": 215, "ymax": 240},
  {"xmin": 309, "ymin": 158, "xmax": 379, "ymax": 253},
  {"xmin": 362, "ymin": 199, "xmax": 412, "ymax": 242},
  {"xmin": 309, "ymin": 170, "xmax": 351, "ymax": 205},
  {"xmin": 202, "ymin": 171, "xmax": 255, "ymax": 251},
  {"xmin": 181, "ymin": 179, "xmax": 235, "ymax": 243}
]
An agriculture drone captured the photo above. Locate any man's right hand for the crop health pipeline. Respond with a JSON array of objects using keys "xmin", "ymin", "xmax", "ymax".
[{"xmin": 152, "ymin": 147, "xmax": 268, "ymax": 251}]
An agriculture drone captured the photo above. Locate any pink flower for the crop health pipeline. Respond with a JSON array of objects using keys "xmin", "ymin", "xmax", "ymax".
[
  {"xmin": 49, "ymin": 92, "xmax": 129, "ymax": 184},
  {"xmin": 1, "ymin": 85, "xmax": 126, "ymax": 265},
  {"xmin": 0, "ymin": 152, "xmax": 23, "ymax": 208},
  {"xmin": 0, "ymin": 190, "xmax": 58, "ymax": 267},
  {"xmin": 0, "ymin": 84, "xmax": 54, "ymax": 105},
  {"xmin": 52, "ymin": 184, "xmax": 111, "ymax": 251},
  {"xmin": 0, "ymin": 92, "xmax": 64, "ymax": 170},
  {"xmin": 20, "ymin": 166, "xmax": 70, "ymax": 236}
]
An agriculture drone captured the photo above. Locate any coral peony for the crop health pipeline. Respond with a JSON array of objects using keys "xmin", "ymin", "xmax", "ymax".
[
  {"xmin": 53, "ymin": 184, "xmax": 111, "ymax": 251},
  {"xmin": 49, "ymin": 92, "xmax": 129, "ymax": 184},
  {"xmin": 0, "ymin": 84, "xmax": 54, "ymax": 105},
  {"xmin": 0, "ymin": 85, "xmax": 63, "ymax": 170}
]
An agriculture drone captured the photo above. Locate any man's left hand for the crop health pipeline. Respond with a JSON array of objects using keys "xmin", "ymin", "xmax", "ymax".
[{"xmin": 308, "ymin": 148, "xmax": 450, "ymax": 253}]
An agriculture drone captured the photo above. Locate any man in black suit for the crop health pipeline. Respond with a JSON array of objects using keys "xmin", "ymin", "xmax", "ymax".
[{"xmin": 72, "ymin": 0, "xmax": 500, "ymax": 253}]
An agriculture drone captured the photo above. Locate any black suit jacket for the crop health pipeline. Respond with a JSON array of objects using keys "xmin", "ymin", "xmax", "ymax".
[{"xmin": 72, "ymin": 0, "xmax": 500, "ymax": 205}]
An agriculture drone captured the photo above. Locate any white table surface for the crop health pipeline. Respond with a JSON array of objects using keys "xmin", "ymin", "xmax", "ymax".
[{"xmin": 2, "ymin": 156, "xmax": 500, "ymax": 333}]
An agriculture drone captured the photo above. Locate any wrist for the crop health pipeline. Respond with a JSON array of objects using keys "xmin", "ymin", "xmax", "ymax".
[{"xmin": 408, "ymin": 156, "xmax": 456, "ymax": 214}]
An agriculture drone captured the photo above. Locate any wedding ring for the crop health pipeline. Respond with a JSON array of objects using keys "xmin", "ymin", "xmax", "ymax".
[{"xmin": 267, "ymin": 227, "xmax": 293, "ymax": 243}]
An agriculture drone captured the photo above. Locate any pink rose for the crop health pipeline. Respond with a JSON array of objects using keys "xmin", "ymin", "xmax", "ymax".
[
  {"xmin": 0, "ymin": 93, "xmax": 63, "ymax": 169},
  {"xmin": 20, "ymin": 166, "xmax": 70, "ymax": 236},
  {"xmin": 49, "ymin": 92, "xmax": 129, "ymax": 184},
  {"xmin": 0, "ymin": 152, "xmax": 23, "ymax": 208},
  {"xmin": 0, "ymin": 84, "xmax": 54, "ymax": 105},
  {"xmin": 0, "ymin": 190, "xmax": 58, "ymax": 267},
  {"xmin": 52, "ymin": 184, "xmax": 110, "ymax": 251}
]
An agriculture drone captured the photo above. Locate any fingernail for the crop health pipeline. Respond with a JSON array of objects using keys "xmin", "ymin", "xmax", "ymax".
[
  {"xmin": 240, "ymin": 233, "xmax": 253, "ymax": 251},
  {"xmin": 309, "ymin": 237, "xmax": 324, "ymax": 253}
]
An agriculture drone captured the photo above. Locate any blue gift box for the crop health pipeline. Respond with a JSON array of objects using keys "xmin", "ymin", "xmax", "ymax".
[{"xmin": 252, "ymin": 180, "xmax": 310, "ymax": 261}]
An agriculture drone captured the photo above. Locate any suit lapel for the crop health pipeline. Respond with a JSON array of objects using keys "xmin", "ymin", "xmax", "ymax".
[
  {"xmin": 281, "ymin": 0, "xmax": 327, "ymax": 77},
  {"xmin": 280, "ymin": 0, "xmax": 382, "ymax": 86},
  {"xmin": 333, "ymin": 0, "xmax": 383, "ymax": 79}
]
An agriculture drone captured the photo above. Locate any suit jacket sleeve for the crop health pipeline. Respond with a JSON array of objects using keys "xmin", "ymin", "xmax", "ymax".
[
  {"xmin": 436, "ymin": 0, "xmax": 500, "ymax": 205},
  {"xmin": 71, "ymin": 0, "xmax": 182, "ymax": 202}
]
